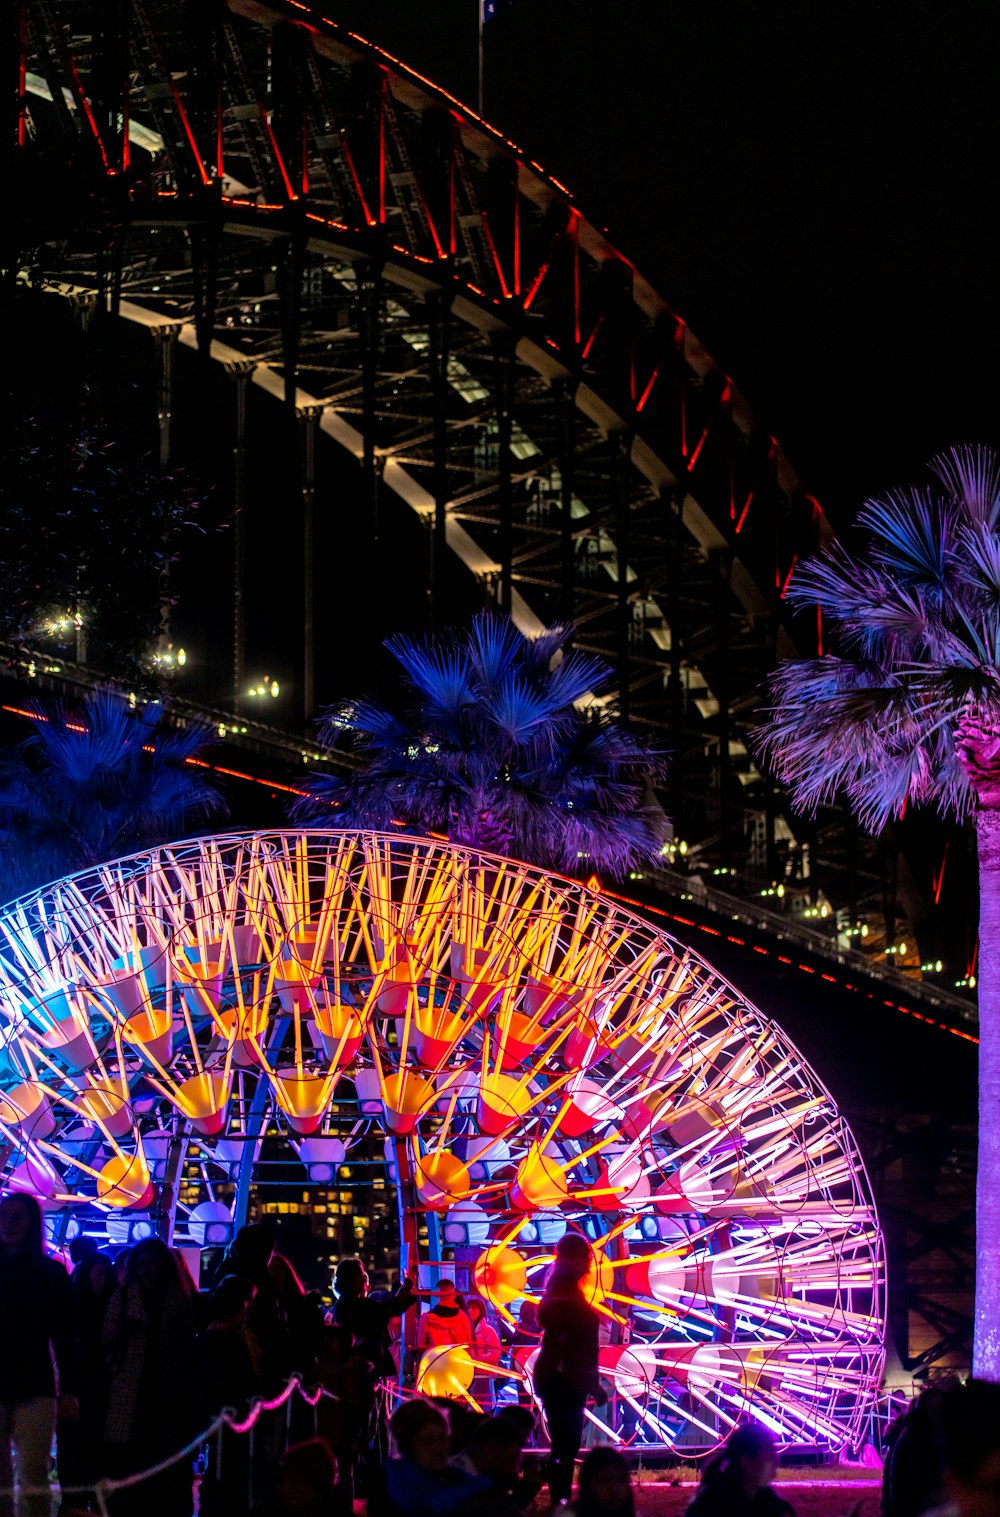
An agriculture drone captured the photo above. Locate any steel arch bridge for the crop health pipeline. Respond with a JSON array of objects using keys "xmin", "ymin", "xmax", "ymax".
[
  {"xmin": 7, "ymin": 0, "xmax": 977, "ymax": 1386},
  {"xmin": 14, "ymin": 0, "xmax": 834, "ymax": 873},
  {"xmin": 0, "ymin": 829, "xmax": 885, "ymax": 1453}
]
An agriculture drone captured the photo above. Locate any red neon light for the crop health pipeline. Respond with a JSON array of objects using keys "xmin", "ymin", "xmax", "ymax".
[
  {"xmin": 581, "ymin": 314, "xmax": 603, "ymax": 360},
  {"xmin": 600, "ymin": 889, "xmax": 975, "ymax": 1043},
  {"xmin": 480, "ymin": 210, "xmax": 510, "ymax": 299},
  {"xmin": 636, "ymin": 362, "xmax": 661, "ymax": 414},
  {"xmin": 687, "ymin": 420, "xmax": 711, "ymax": 472},
  {"xmin": 522, "ymin": 254, "xmax": 550, "ymax": 311},
  {"xmin": 932, "ymin": 842, "xmax": 949, "ymax": 905},
  {"xmin": 735, "ymin": 491, "xmax": 753, "ymax": 534},
  {"xmin": 780, "ymin": 556, "xmax": 799, "ymax": 597},
  {"xmin": 377, "ymin": 74, "xmax": 386, "ymax": 224},
  {"xmin": 571, "ymin": 215, "xmax": 581, "ymax": 347}
]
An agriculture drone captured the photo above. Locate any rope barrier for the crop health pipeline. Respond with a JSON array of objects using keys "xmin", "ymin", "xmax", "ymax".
[{"xmin": 0, "ymin": 1374, "xmax": 337, "ymax": 1512}]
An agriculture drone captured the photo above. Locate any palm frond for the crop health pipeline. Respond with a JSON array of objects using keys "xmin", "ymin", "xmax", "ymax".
[
  {"xmin": 957, "ymin": 522, "xmax": 1000, "ymax": 601},
  {"xmin": 297, "ymin": 614, "xmax": 666, "ymax": 878},
  {"xmin": 465, "ymin": 613, "xmax": 523, "ymax": 687},
  {"xmin": 930, "ymin": 442, "xmax": 1000, "ymax": 528},
  {"xmin": 858, "ymin": 488, "xmax": 953, "ymax": 598},
  {"xmin": 385, "ymin": 636, "xmax": 475, "ymax": 721}
]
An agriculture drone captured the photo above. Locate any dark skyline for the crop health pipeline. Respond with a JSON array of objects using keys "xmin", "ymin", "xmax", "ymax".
[{"xmin": 327, "ymin": 0, "xmax": 997, "ymax": 525}]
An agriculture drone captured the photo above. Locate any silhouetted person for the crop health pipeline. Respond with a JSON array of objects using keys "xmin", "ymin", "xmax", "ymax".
[
  {"xmin": 269, "ymin": 1254, "xmax": 324, "ymax": 1386},
  {"xmin": 450, "ymin": 1416, "xmax": 538, "ymax": 1515},
  {"xmin": 57, "ymin": 1252, "xmax": 114, "ymax": 1512},
  {"xmin": 936, "ymin": 1378, "xmax": 1000, "ymax": 1517},
  {"xmin": 534, "ymin": 1233, "xmax": 604, "ymax": 1505},
  {"xmin": 334, "ymin": 1258, "xmax": 417, "ymax": 1477},
  {"xmin": 102, "ymin": 1238, "xmax": 199, "ymax": 1517},
  {"xmin": 686, "ymin": 1423, "xmax": 794, "ymax": 1517},
  {"xmin": 221, "ymin": 1224, "xmax": 290, "ymax": 1391},
  {"xmin": 383, "ymin": 1399, "xmax": 490, "ymax": 1517},
  {"xmin": 0, "ymin": 1192, "xmax": 79, "ymax": 1517},
  {"xmin": 568, "ymin": 1447, "xmax": 635, "ymax": 1517},
  {"xmin": 203, "ymin": 1274, "xmax": 261, "ymax": 1416},
  {"xmin": 316, "ymin": 1324, "xmax": 371, "ymax": 1514},
  {"xmin": 883, "ymin": 1386, "xmax": 948, "ymax": 1517},
  {"xmin": 200, "ymin": 1277, "xmax": 262, "ymax": 1515},
  {"xmin": 333, "ymin": 1258, "xmax": 416, "ymax": 1382},
  {"xmin": 266, "ymin": 1438, "xmax": 337, "ymax": 1517}
]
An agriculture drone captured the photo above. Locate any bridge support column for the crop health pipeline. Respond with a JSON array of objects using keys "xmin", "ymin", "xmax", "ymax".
[
  {"xmin": 556, "ymin": 377, "xmax": 577, "ymax": 622},
  {"xmin": 226, "ymin": 360, "xmax": 255, "ymax": 712},
  {"xmin": 427, "ymin": 289, "xmax": 452, "ymax": 629},
  {"xmin": 299, "ymin": 404, "xmax": 324, "ymax": 722},
  {"xmin": 493, "ymin": 333, "xmax": 516, "ymax": 616},
  {"xmin": 614, "ymin": 429, "xmax": 632, "ymax": 720}
]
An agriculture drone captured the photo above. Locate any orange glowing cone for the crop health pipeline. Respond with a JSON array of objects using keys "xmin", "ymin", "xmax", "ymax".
[
  {"xmin": 96, "ymin": 1149, "xmax": 154, "ymax": 1209},
  {"xmin": 414, "ymin": 1150, "xmax": 471, "ymax": 1210},
  {"xmin": 76, "ymin": 1082, "xmax": 133, "ymax": 1139},
  {"xmin": 510, "ymin": 1143, "xmax": 569, "ymax": 1211},
  {"xmin": 172, "ymin": 1071, "xmax": 231, "ymax": 1135},
  {"xmin": 0, "ymin": 1082, "xmax": 55, "ymax": 1139},
  {"xmin": 270, "ymin": 1069, "xmax": 332, "ymax": 1135},
  {"xmin": 313, "ymin": 1000, "xmax": 365, "ymax": 1066},
  {"xmin": 122, "ymin": 1004, "xmax": 173, "ymax": 1066},
  {"xmin": 476, "ymin": 1072, "xmax": 526, "ymax": 1136},
  {"xmin": 473, "ymin": 1243, "xmax": 528, "ymax": 1309}
]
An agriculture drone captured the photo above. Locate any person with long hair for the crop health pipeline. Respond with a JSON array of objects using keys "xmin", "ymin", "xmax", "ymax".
[
  {"xmin": 57, "ymin": 1251, "xmax": 115, "ymax": 1512},
  {"xmin": 101, "ymin": 1237, "xmax": 200, "ymax": 1516},
  {"xmin": 0, "ymin": 1191, "xmax": 79, "ymax": 1517},
  {"xmin": 466, "ymin": 1297, "xmax": 502, "ymax": 1411},
  {"xmin": 686, "ymin": 1423, "xmax": 793, "ymax": 1517},
  {"xmin": 568, "ymin": 1447, "xmax": 635, "ymax": 1517},
  {"xmin": 533, "ymin": 1233, "xmax": 604, "ymax": 1506}
]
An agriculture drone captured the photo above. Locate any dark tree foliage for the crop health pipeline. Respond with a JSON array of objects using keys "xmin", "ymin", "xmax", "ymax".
[
  {"xmin": 2, "ymin": 414, "xmax": 208, "ymax": 680},
  {"xmin": 0, "ymin": 687, "xmax": 226, "ymax": 903},
  {"xmin": 293, "ymin": 614, "xmax": 667, "ymax": 877}
]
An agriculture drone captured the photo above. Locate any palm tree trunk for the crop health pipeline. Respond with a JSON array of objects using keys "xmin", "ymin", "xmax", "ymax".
[{"xmin": 975, "ymin": 807, "xmax": 1000, "ymax": 1379}]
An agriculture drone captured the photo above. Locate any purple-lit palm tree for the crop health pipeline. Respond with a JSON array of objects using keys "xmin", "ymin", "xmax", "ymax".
[
  {"xmin": 0, "ymin": 687, "xmax": 225, "ymax": 901},
  {"xmin": 294, "ymin": 614, "xmax": 666, "ymax": 877},
  {"xmin": 755, "ymin": 443, "xmax": 1000, "ymax": 1379}
]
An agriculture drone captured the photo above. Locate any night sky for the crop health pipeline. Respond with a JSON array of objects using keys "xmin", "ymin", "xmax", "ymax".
[{"xmin": 326, "ymin": 0, "xmax": 998, "ymax": 529}]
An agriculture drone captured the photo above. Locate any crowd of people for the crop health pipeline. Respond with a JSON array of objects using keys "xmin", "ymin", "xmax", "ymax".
[{"xmin": 4, "ymin": 1190, "xmax": 1000, "ymax": 1517}]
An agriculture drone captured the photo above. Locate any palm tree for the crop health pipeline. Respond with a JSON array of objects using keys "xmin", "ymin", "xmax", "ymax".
[
  {"xmin": 294, "ymin": 614, "xmax": 666, "ymax": 876},
  {"xmin": 0, "ymin": 687, "xmax": 226, "ymax": 901},
  {"xmin": 754, "ymin": 443, "xmax": 1000, "ymax": 1379}
]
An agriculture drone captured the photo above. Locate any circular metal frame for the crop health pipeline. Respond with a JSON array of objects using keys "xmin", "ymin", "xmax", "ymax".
[{"xmin": 0, "ymin": 829, "xmax": 884, "ymax": 1453}]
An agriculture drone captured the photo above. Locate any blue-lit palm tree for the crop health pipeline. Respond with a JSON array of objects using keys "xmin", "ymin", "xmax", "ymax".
[
  {"xmin": 0, "ymin": 687, "xmax": 225, "ymax": 900},
  {"xmin": 754, "ymin": 443, "xmax": 1000, "ymax": 1379},
  {"xmin": 294, "ymin": 614, "xmax": 666, "ymax": 877}
]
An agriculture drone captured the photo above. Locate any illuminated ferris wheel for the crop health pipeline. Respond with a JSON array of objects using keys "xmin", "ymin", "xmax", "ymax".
[{"xmin": 0, "ymin": 830, "xmax": 884, "ymax": 1453}]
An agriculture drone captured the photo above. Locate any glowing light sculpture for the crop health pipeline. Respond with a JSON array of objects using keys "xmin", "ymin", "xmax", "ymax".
[{"xmin": 0, "ymin": 830, "xmax": 884, "ymax": 1453}]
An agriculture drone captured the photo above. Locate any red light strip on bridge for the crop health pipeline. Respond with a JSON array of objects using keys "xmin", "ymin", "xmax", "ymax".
[{"xmin": 603, "ymin": 887, "xmax": 978, "ymax": 1046}]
